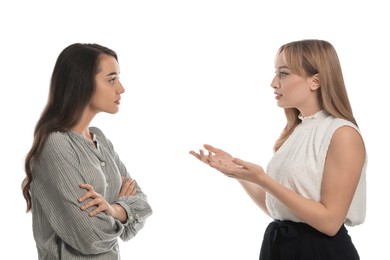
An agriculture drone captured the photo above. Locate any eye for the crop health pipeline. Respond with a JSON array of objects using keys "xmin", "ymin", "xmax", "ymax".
[
  {"xmin": 108, "ymin": 75, "xmax": 119, "ymax": 84},
  {"xmin": 278, "ymin": 71, "xmax": 289, "ymax": 78}
]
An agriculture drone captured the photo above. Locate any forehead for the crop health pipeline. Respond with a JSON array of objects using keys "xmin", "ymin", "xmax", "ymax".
[
  {"xmin": 274, "ymin": 51, "xmax": 287, "ymax": 68},
  {"xmin": 97, "ymin": 54, "xmax": 119, "ymax": 74}
]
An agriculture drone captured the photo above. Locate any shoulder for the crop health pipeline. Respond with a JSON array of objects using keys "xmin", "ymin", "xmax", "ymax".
[
  {"xmin": 328, "ymin": 121, "xmax": 366, "ymax": 166},
  {"xmin": 322, "ymin": 115, "xmax": 361, "ymax": 138},
  {"xmin": 329, "ymin": 117, "xmax": 364, "ymax": 145},
  {"xmin": 332, "ymin": 117, "xmax": 359, "ymax": 131},
  {"xmin": 331, "ymin": 125, "xmax": 364, "ymax": 150},
  {"xmin": 44, "ymin": 131, "xmax": 72, "ymax": 150},
  {"xmin": 315, "ymin": 114, "xmax": 364, "ymax": 153},
  {"xmin": 40, "ymin": 131, "xmax": 79, "ymax": 160}
]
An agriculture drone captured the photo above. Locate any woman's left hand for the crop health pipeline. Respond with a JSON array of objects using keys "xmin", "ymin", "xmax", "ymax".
[
  {"xmin": 119, "ymin": 177, "xmax": 137, "ymax": 197},
  {"xmin": 212, "ymin": 156, "xmax": 266, "ymax": 184}
]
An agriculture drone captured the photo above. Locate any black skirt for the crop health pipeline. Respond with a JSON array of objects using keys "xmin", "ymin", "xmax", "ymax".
[{"xmin": 259, "ymin": 220, "xmax": 360, "ymax": 260}]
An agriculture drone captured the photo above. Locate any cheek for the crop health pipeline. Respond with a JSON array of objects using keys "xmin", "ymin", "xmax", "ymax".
[
  {"xmin": 283, "ymin": 79, "xmax": 308, "ymax": 94},
  {"xmin": 89, "ymin": 90, "xmax": 107, "ymax": 108}
]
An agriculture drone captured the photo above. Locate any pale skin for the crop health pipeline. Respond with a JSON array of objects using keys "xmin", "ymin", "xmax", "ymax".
[
  {"xmin": 190, "ymin": 51, "xmax": 365, "ymax": 236},
  {"xmin": 73, "ymin": 54, "xmax": 136, "ymax": 223}
]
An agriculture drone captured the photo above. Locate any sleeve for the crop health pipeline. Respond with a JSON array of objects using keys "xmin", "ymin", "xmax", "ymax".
[
  {"xmin": 104, "ymin": 138, "xmax": 153, "ymax": 242},
  {"xmin": 32, "ymin": 133, "xmax": 125, "ymax": 255}
]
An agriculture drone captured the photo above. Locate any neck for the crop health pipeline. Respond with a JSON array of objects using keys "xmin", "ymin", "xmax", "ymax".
[
  {"xmin": 297, "ymin": 103, "xmax": 322, "ymax": 118},
  {"xmin": 71, "ymin": 109, "xmax": 96, "ymax": 141}
]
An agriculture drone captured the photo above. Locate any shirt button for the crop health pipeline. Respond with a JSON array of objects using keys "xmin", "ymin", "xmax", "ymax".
[{"xmin": 101, "ymin": 161, "xmax": 105, "ymax": 167}]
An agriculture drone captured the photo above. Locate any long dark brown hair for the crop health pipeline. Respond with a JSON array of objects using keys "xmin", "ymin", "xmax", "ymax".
[
  {"xmin": 274, "ymin": 40, "xmax": 357, "ymax": 152},
  {"xmin": 22, "ymin": 43, "xmax": 118, "ymax": 212}
]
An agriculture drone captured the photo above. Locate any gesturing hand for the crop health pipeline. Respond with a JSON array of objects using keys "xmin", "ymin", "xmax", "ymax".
[
  {"xmin": 189, "ymin": 144, "xmax": 241, "ymax": 170},
  {"xmin": 190, "ymin": 144, "xmax": 266, "ymax": 184}
]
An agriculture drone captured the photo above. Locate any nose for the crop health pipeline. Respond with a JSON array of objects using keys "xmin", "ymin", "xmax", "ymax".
[
  {"xmin": 117, "ymin": 80, "xmax": 125, "ymax": 94},
  {"xmin": 270, "ymin": 74, "xmax": 279, "ymax": 89}
]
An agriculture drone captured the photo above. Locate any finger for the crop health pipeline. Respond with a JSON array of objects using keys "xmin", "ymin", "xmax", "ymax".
[
  {"xmin": 129, "ymin": 180, "xmax": 136, "ymax": 190},
  {"xmin": 199, "ymin": 149, "xmax": 210, "ymax": 163},
  {"xmin": 89, "ymin": 204, "xmax": 107, "ymax": 217},
  {"xmin": 127, "ymin": 181, "xmax": 137, "ymax": 196},
  {"xmin": 130, "ymin": 186, "xmax": 137, "ymax": 196},
  {"xmin": 119, "ymin": 178, "xmax": 133, "ymax": 197},
  {"xmin": 81, "ymin": 193, "xmax": 104, "ymax": 211},
  {"xmin": 80, "ymin": 197, "xmax": 100, "ymax": 211},
  {"xmin": 79, "ymin": 183, "xmax": 93, "ymax": 191},
  {"xmin": 79, "ymin": 191, "xmax": 98, "ymax": 203},
  {"xmin": 232, "ymin": 158, "xmax": 250, "ymax": 168},
  {"xmin": 189, "ymin": 151, "xmax": 201, "ymax": 160},
  {"xmin": 124, "ymin": 179, "xmax": 137, "ymax": 195},
  {"xmin": 78, "ymin": 184, "xmax": 95, "ymax": 202},
  {"xmin": 204, "ymin": 144, "xmax": 222, "ymax": 153}
]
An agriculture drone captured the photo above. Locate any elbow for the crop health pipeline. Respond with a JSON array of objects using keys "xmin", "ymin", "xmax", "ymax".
[
  {"xmin": 70, "ymin": 224, "xmax": 121, "ymax": 255},
  {"xmin": 322, "ymin": 228, "xmax": 339, "ymax": 237},
  {"xmin": 76, "ymin": 235, "xmax": 118, "ymax": 255},
  {"xmin": 319, "ymin": 220, "xmax": 345, "ymax": 237}
]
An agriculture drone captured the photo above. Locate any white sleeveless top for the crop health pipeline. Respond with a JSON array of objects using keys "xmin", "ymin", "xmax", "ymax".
[{"xmin": 265, "ymin": 110, "xmax": 367, "ymax": 226}]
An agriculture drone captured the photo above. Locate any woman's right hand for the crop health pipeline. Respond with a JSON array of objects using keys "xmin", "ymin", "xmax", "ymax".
[{"xmin": 189, "ymin": 144, "xmax": 237, "ymax": 168}]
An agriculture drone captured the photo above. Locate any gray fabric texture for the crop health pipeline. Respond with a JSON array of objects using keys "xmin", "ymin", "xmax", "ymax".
[{"xmin": 30, "ymin": 127, "xmax": 152, "ymax": 259}]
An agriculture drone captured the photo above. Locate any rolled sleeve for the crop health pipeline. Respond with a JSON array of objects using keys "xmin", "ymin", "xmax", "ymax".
[{"xmin": 114, "ymin": 194, "xmax": 153, "ymax": 241}]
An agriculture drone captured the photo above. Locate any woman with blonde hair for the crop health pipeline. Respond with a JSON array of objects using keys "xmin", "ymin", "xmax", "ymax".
[{"xmin": 190, "ymin": 39, "xmax": 366, "ymax": 260}]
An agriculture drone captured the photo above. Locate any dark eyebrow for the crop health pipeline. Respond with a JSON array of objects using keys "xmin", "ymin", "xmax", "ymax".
[{"xmin": 105, "ymin": 72, "xmax": 118, "ymax": 77}]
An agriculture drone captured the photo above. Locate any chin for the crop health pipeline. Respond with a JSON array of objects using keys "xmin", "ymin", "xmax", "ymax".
[
  {"xmin": 105, "ymin": 108, "xmax": 119, "ymax": 114},
  {"xmin": 277, "ymin": 101, "xmax": 291, "ymax": 109}
]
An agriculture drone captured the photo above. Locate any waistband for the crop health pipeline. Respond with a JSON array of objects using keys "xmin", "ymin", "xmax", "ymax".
[{"xmin": 259, "ymin": 220, "xmax": 347, "ymax": 260}]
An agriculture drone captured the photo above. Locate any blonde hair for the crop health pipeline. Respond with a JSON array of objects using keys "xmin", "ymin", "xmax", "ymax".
[{"xmin": 273, "ymin": 39, "xmax": 357, "ymax": 152}]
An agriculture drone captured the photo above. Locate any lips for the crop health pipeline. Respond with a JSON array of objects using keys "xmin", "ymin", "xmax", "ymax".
[{"xmin": 274, "ymin": 92, "xmax": 282, "ymax": 99}]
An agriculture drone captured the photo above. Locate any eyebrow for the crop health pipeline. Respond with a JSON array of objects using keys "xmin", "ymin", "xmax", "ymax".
[
  {"xmin": 277, "ymin": 65, "xmax": 290, "ymax": 70},
  {"xmin": 105, "ymin": 72, "xmax": 118, "ymax": 77}
]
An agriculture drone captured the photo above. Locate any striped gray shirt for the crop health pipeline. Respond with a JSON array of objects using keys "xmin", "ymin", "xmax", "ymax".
[{"xmin": 30, "ymin": 127, "xmax": 152, "ymax": 259}]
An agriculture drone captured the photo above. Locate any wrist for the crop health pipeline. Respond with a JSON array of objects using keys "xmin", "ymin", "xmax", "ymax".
[{"xmin": 111, "ymin": 203, "xmax": 128, "ymax": 223}]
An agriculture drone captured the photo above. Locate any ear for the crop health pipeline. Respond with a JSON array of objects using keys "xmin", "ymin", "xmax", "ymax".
[{"xmin": 310, "ymin": 74, "xmax": 321, "ymax": 91}]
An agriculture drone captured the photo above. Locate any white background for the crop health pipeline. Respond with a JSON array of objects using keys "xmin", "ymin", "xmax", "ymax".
[{"xmin": 1, "ymin": 0, "xmax": 388, "ymax": 259}]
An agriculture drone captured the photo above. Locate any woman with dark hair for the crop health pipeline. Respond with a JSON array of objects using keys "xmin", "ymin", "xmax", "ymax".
[
  {"xmin": 22, "ymin": 43, "xmax": 152, "ymax": 259},
  {"xmin": 190, "ymin": 39, "xmax": 366, "ymax": 260}
]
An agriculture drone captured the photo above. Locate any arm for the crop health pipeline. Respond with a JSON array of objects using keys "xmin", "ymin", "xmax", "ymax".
[
  {"xmin": 238, "ymin": 180, "xmax": 269, "ymax": 216},
  {"xmin": 106, "ymin": 139, "xmax": 153, "ymax": 242},
  {"xmin": 78, "ymin": 177, "xmax": 137, "ymax": 224},
  {"xmin": 190, "ymin": 145, "xmax": 269, "ymax": 215},
  {"xmin": 32, "ymin": 133, "xmax": 126, "ymax": 255},
  {"xmin": 206, "ymin": 126, "xmax": 365, "ymax": 236}
]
